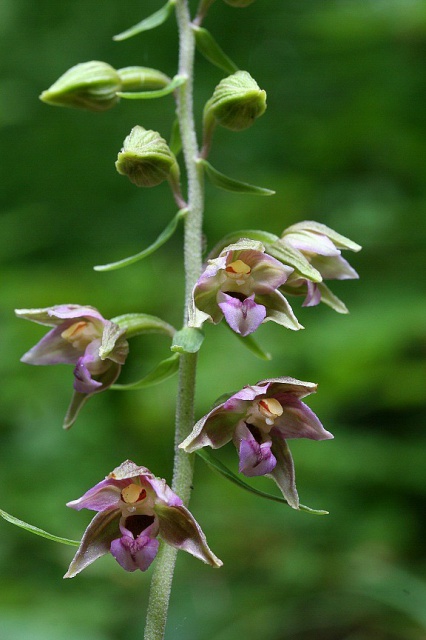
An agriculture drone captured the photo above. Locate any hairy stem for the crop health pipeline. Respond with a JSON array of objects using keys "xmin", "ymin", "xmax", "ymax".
[{"xmin": 143, "ymin": 1, "xmax": 203, "ymax": 638}]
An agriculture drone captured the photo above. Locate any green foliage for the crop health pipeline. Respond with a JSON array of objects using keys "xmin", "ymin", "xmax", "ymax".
[{"xmin": 1, "ymin": 0, "xmax": 425, "ymax": 638}]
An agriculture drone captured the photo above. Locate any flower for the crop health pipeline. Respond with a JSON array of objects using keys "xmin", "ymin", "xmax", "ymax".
[
  {"xmin": 15, "ymin": 304, "xmax": 129, "ymax": 428},
  {"xmin": 279, "ymin": 221, "xmax": 361, "ymax": 313},
  {"xmin": 65, "ymin": 460, "xmax": 222, "ymax": 577},
  {"xmin": 180, "ymin": 378, "xmax": 333, "ymax": 509},
  {"xmin": 189, "ymin": 239, "xmax": 302, "ymax": 336}
]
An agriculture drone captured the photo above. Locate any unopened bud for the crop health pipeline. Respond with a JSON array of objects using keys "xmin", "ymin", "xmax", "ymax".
[
  {"xmin": 223, "ymin": 0, "xmax": 256, "ymax": 6},
  {"xmin": 204, "ymin": 71, "xmax": 266, "ymax": 132},
  {"xmin": 116, "ymin": 67, "xmax": 170, "ymax": 92},
  {"xmin": 40, "ymin": 61, "xmax": 122, "ymax": 112},
  {"xmin": 115, "ymin": 126, "xmax": 179, "ymax": 187}
]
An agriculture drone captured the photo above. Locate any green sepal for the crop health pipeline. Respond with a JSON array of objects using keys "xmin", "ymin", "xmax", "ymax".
[
  {"xmin": 199, "ymin": 159, "xmax": 275, "ymax": 196},
  {"xmin": 267, "ymin": 241, "xmax": 322, "ymax": 282},
  {"xmin": 193, "ymin": 25, "xmax": 239, "ymax": 75},
  {"xmin": 110, "ymin": 313, "xmax": 176, "ymax": 339},
  {"xmin": 230, "ymin": 329, "xmax": 272, "ymax": 360},
  {"xmin": 207, "ymin": 229, "xmax": 279, "ymax": 259},
  {"xmin": 195, "ymin": 451, "xmax": 328, "ymax": 515},
  {"xmin": 317, "ymin": 282, "xmax": 349, "ymax": 314},
  {"xmin": 113, "ymin": 0, "xmax": 176, "ymax": 41},
  {"xmin": 0, "ymin": 508, "xmax": 79, "ymax": 546},
  {"xmin": 112, "ymin": 353, "xmax": 180, "ymax": 390},
  {"xmin": 171, "ymin": 327, "xmax": 205, "ymax": 354},
  {"xmin": 283, "ymin": 220, "xmax": 362, "ymax": 253},
  {"xmin": 94, "ymin": 209, "xmax": 187, "ymax": 272},
  {"xmin": 169, "ymin": 118, "xmax": 182, "ymax": 156},
  {"xmin": 117, "ymin": 75, "xmax": 186, "ymax": 100}
]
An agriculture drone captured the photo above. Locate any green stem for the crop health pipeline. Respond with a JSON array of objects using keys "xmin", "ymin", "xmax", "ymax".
[{"xmin": 143, "ymin": 1, "xmax": 203, "ymax": 638}]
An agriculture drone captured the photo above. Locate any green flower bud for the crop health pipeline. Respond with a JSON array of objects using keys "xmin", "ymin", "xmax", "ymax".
[
  {"xmin": 115, "ymin": 126, "xmax": 179, "ymax": 188},
  {"xmin": 40, "ymin": 61, "xmax": 122, "ymax": 112},
  {"xmin": 116, "ymin": 67, "xmax": 170, "ymax": 92},
  {"xmin": 204, "ymin": 71, "xmax": 266, "ymax": 132},
  {"xmin": 223, "ymin": 0, "xmax": 256, "ymax": 6}
]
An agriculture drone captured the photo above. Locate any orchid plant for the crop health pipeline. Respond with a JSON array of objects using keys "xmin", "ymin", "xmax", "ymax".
[{"xmin": 3, "ymin": 1, "xmax": 361, "ymax": 639}]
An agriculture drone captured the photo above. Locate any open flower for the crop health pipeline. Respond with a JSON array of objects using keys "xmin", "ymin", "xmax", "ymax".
[
  {"xmin": 189, "ymin": 239, "xmax": 302, "ymax": 336},
  {"xmin": 65, "ymin": 460, "xmax": 222, "ymax": 577},
  {"xmin": 180, "ymin": 377, "xmax": 333, "ymax": 509},
  {"xmin": 15, "ymin": 304, "xmax": 129, "ymax": 428},
  {"xmin": 279, "ymin": 221, "xmax": 361, "ymax": 313}
]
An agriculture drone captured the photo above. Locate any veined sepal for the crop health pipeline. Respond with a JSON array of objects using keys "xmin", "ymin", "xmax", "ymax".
[
  {"xmin": 0, "ymin": 507, "xmax": 79, "ymax": 546},
  {"xmin": 113, "ymin": 0, "xmax": 176, "ymax": 41},
  {"xmin": 267, "ymin": 241, "xmax": 323, "ymax": 282},
  {"xmin": 171, "ymin": 327, "xmax": 205, "ymax": 354},
  {"xmin": 198, "ymin": 159, "xmax": 275, "ymax": 196},
  {"xmin": 192, "ymin": 25, "xmax": 239, "ymax": 75},
  {"xmin": 195, "ymin": 450, "xmax": 328, "ymax": 515},
  {"xmin": 112, "ymin": 353, "xmax": 180, "ymax": 390},
  {"xmin": 94, "ymin": 208, "xmax": 187, "ymax": 271},
  {"xmin": 207, "ymin": 229, "xmax": 279, "ymax": 260}
]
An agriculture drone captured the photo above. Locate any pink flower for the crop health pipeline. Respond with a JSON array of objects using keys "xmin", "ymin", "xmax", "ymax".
[{"xmin": 65, "ymin": 461, "xmax": 222, "ymax": 577}]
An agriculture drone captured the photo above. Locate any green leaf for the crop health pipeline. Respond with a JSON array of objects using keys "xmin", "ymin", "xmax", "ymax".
[
  {"xmin": 193, "ymin": 26, "xmax": 239, "ymax": 75},
  {"xmin": 195, "ymin": 450, "xmax": 328, "ymax": 515},
  {"xmin": 171, "ymin": 327, "xmax": 205, "ymax": 354},
  {"xmin": 230, "ymin": 329, "xmax": 272, "ymax": 360},
  {"xmin": 110, "ymin": 313, "xmax": 176, "ymax": 339},
  {"xmin": 199, "ymin": 159, "xmax": 275, "ymax": 196},
  {"xmin": 112, "ymin": 353, "xmax": 180, "ymax": 390},
  {"xmin": 113, "ymin": 0, "xmax": 175, "ymax": 41},
  {"xmin": 117, "ymin": 75, "xmax": 186, "ymax": 100},
  {"xmin": 0, "ymin": 508, "xmax": 79, "ymax": 546},
  {"xmin": 267, "ymin": 241, "xmax": 322, "ymax": 282},
  {"xmin": 94, "ymin": 209, "xmax": 187, "ymax": 271},
  {"xmin": 207, "ymin": 229, "xmax": 279, "ymax": 259}
]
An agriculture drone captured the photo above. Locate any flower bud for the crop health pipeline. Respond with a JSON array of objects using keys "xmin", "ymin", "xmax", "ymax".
[
  {"xmin": 40, "ymin": 61, "xmax": 122, "ymax": 112},
  {"xmin": 116, "ymin": 66, "xmax": 170, "ymax": 92},
  {"xmin": 223, "ymin": 0, "xmax": 256, "ymax": 6},
  {"xmin": 115, "ymin": 126, "xmax": 179, "ymax": 187},
  {"xmin": 204, "ymin": 71, "xmax": 266, "ymax": 131}
]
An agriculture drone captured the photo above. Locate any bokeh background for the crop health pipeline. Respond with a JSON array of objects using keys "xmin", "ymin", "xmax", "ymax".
[{"xmin": 1, "ymin": 0, "xmax": 425, "ymax": 638}]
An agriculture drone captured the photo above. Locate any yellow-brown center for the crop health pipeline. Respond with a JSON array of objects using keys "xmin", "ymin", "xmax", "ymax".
[
  {"xmin": 61, "ymin": 321, "xmax": 100, "ymax": 350},
  {"xmin": 257, "ymin": 398, "xmax": 283, "ymax": 426},
  {"xmin": 225, "ymin": 260, "xmax": 251, "ymax": 285},
  {"xmin": 121, "ymin": 483, "xmax": 147, "ymax": 505}
]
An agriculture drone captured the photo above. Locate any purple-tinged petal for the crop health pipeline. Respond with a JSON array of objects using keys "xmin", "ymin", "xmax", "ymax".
[
  {"xmin": 311, "ymin": 253, "xmax": 359, "ymax": 280},
  {"xmin": 283, "ymin": 230, "xmax": 340, "ymax": 257},
  {"xmin": 110, "ymin": 533, "xmax": 159, "ymax": 572},
  {"xmin": 64, "ymin": 508, "xmax": 121, "ymax": 578},
  {"xmin": 234, "ymin": 422, "xmax": 276, "ymax": 477},
  {"xmin": 302, "ymin": 281, "xmax": 322, "ymax": 307},
  {"xmin": 155, "ymin": 502, "xmax": 223, "ymax": 568},
  {"xmin": 272, "ymin": 395, "xmax": 334, "ymax": 440},
  {"xmin": 265, "ymin": 377, "xmax": 318, "ymax": 399},
  {"xmin": 20, "ymin": 324, "xmax": 83, "ymax": 365},
  {"xmin": 67, "ymin": 479, "xmax": 124, "ymax": 511},
  {"xmin": 233, "ymin": 249, "xmax": 292, "ymax": 293},
  {"xmin": 267, "ymin": 436, "xmax": 299, "ymax": 509},
  {"xmin": 15, "ymin": 304, "xmax": 104, "ymax": 327},
  {"xmin": 218, "ymin": 292, "xmax": 266, "ymax": 336},
  {"xmin": 73, "ymin": 358, "xmax": 104, "ymax": 394}
]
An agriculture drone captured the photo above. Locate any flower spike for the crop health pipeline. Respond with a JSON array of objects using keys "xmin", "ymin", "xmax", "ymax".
[
  {"xmin": 180, "ymin": 377, "xmax": 333, "ymax": 508},
  {"xmin": 65, "ymin": 461, "xmax": 222, "ymax": 577}
]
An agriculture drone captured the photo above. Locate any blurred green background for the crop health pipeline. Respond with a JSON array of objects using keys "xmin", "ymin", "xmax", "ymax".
[{"xmin": 1, "ymin": 0, "xmax": 425, "ymax": 638}]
